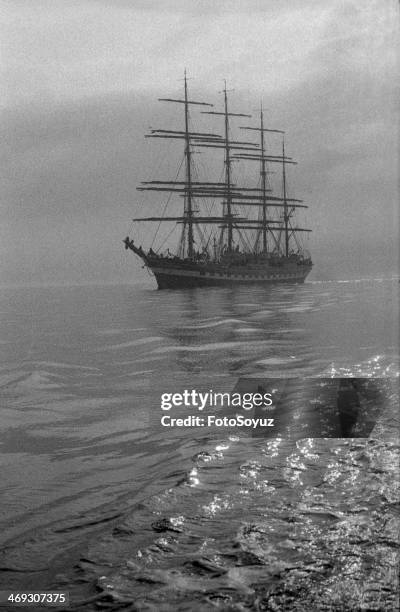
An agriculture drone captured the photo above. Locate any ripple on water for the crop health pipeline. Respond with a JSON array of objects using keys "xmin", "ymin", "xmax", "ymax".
[
  {"xmin": 0, "ymin": 282, "xmax": 398, "ymax": 609},
  {"xmin": 35, "ymin": 426, "xmax": 397, "ymax": 611}
]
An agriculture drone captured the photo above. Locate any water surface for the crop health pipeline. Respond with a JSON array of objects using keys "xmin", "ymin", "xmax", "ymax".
[{"xmin": 0, "ymin": 279, "xmax": 398, "ymax": 610}]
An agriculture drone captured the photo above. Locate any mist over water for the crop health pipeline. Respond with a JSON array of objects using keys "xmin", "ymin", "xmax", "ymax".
[{"xmin": 0, "ymin": 278, "xmax": 398, "ymax": 609}]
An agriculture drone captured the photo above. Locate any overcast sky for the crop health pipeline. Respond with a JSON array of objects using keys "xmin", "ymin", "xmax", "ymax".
[{"xmin": 1, "ymin": 0, "xmax": 398, "ymax": 284}]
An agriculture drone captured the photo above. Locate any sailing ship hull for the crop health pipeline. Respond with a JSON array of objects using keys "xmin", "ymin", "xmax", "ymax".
[{"xmin": 147, "ymin": 260, "xmax": 312, "ymax": 289}]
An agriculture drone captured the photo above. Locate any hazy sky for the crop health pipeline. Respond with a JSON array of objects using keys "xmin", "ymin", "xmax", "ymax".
[{"xmin": 1, "ymin": 0, "xmax": 399, "ymax": 284}]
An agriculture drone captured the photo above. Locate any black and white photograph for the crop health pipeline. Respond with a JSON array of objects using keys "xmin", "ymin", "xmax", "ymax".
[{"xmin": 1, "ymin": 1, "xmax": 399, "ymax": 610}]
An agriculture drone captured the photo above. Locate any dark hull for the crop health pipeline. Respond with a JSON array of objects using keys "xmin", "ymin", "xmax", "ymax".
[
  {"xmin": 148, "ymin": 262, "xmax": 312, "ymax": 289},
  {"xmin": 124, "ymin": 240, "xmax": 312, "ymax": 289}
]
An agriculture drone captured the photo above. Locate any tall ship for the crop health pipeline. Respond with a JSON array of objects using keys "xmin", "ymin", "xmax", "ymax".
[{"xmin": 124, "ymin": 73, "xmax": 312, "ymax": 289}]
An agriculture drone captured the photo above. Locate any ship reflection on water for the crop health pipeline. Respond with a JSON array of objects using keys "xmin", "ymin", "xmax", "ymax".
[{"xmin": 144, "ymin": 283, "xmax": 312, "ymax": 377}]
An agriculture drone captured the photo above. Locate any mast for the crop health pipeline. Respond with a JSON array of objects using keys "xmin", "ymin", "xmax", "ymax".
[
  {"xmin": 260, "ymin": 106, "xmax": 267, "ymax": 252},
  {"xmin": 238, "ymin": 120, "xmax": 286, "ymax": 254},
  {"xmin": 183, "ymin": 70, "xmax": 194, "ymax": 258},
  {"xmin": 200, "ymin": 86, "xmax": 253, "ymax": 254},
  {"xmin": 136, "ymin": 73, "xmax": 215, "ymax": 258},
  {"xmin": 282, "ymin": 136, "xmax": 289, "ymax": 257},
  {"xmin": 223, "ymin": 83, "xmax": 233, "ymax": 251}
]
